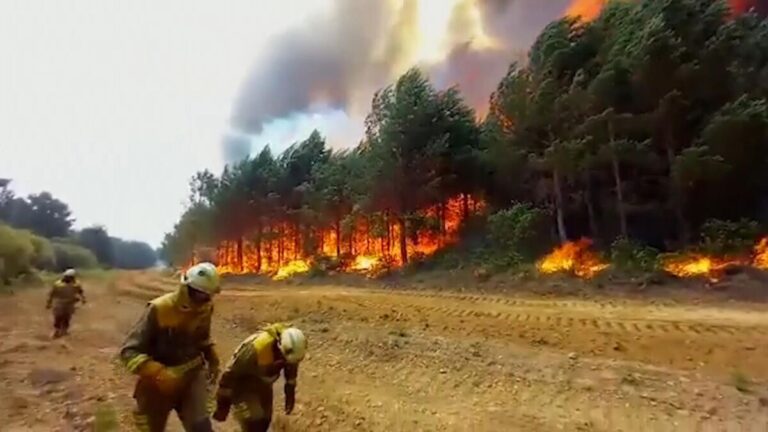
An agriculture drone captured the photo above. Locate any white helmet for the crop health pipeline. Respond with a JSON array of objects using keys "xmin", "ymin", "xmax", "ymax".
[
  {"xmin": 63, "ymin": 268, "xmax": 76, "ymax": 278},
  {"xmin": 279, "ymin": 327, "xmax": 307, "ymax": 364},
  {"xmin": 180, "ymin": 262, "xmax": 221, "ymax": 295}
]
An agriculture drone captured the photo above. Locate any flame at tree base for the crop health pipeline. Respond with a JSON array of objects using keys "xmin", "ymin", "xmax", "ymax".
[
  {"xmin": 186, "ymin": 195, "xmax": 485, "ymax": 281},
  {"xmin": 663, "ymin": 236, "xmax": 768, "ymax": 282},
  {"xmin": 537, "ymin": 238, "xmax": 609, "ymax": 279},
  {"xmin": 273, "ymin": 260, "xmax": 311, "ymax": 281}
]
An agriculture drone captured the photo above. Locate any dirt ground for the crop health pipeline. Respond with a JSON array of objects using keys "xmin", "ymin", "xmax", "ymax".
[{"xmin": 2, "ymin": 271, "xmax": 768, "ymax": 431}]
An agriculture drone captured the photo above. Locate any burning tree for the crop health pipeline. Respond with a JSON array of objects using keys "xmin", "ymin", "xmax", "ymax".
[{"xmin": 162, "ymin": 0, "xmax": 768, "ymax": 280}]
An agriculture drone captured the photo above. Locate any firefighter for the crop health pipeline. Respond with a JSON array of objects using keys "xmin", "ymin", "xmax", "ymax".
[
  {"xmin": 46, "ymin": 268, "xmax": 86, "ymax": 338},
  {"xmin": 212, "ymin": 323, "xmax": 307, "ymax": 432},
  {"xmin": 120, "ymin": 262, "xmax": 222, "ymax": 432}
]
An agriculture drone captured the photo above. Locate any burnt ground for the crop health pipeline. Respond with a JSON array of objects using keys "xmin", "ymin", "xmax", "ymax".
[{"xmin": 2, "ymin": 270, "xmax": 768, "ymax": 431}]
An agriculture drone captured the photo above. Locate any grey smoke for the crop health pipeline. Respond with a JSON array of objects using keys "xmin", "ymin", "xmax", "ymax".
[{"xmin": 232, "ymin": 0, "xmax": 572, "ymax": 135}]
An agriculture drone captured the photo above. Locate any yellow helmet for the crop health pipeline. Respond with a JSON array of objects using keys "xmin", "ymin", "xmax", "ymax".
[
  {"xmin": 279, "ymin": 327, "xmax": 307, "ymax": 364},
  {"xmin": 181, "ymin": 262, "xmax": 221, "ymax": 295}
]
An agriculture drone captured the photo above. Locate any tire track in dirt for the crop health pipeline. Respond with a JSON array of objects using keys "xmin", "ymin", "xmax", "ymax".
[{"xmin": 329, "ymin": 291, "xmax": 768, "ymax": 339}]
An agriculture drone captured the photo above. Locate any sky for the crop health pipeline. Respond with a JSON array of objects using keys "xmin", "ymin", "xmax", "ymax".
[{"xmin": 0, "ymin": 0, "xmax": 348, "ymax": 246}]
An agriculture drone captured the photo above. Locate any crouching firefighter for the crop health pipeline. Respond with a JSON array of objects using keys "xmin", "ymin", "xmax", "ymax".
[
  {"xmin": 119, "ymin": 262, "xmax": 222, "ymax": 432},
  {"xmin": 213, "ymin": 323, "xmax": 308, "ymax": 432},
  {"xmin": 46, "ymin": 268, "xmax": 86, "ymax": 338}
]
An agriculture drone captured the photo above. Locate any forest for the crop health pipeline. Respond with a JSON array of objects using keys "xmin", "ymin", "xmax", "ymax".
[
  {"xmin": 0, "ymin": 179, "xmax": 157, "ymax": 283},
  {"xmin": 160, "ymin": 0, "xmax": 768, "ymax": 278}
]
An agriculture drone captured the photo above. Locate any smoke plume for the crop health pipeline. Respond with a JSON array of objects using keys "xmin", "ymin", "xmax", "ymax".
[{"xmin": 232, "ymin": 0, "xmax": 571, "ymax": 136}]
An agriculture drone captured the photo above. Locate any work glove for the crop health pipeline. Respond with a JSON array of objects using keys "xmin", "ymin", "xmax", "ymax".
[
  {"xmin": 212, "ymin": 394, "xmax": 232, "ymax": 422},
  {"xmin": 137, "ymin": 360, "xmax": 180, "ymax": 396},
  {"xmin": 284, "ymin": 383, "xmax": 296, "ymax": 415}
]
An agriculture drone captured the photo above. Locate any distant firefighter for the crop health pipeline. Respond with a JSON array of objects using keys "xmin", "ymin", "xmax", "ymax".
[
  {"xmin": 213, "ymin": 323, "xmax": 308, "ymax": 432},
  {"xmin": 120, "ymin": 262, "xmax": 222, "ymax": 432},
  {"xmin": 46, "ymin": 268, "xmax": 86, "ymax": 338}
]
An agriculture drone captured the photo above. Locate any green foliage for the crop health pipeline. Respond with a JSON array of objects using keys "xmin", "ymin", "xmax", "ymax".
[
  {"xmin": 699, "ymin": 219, "xmax": 760, "ymax": 256},
  {"xmin": 0, "ymin": 224, "xmax": 35, "ymax": 282},
  {"xmin": 112, "ymin": 238, "xmax": 157, "ymax": 269},
  {"xmin": 610, "ymin": 237, "xmax": 659, "ymax": 272},
  {"xmin": 160, "ymin": 0, "xmax": 768, "ymax": 274},
  {"xmin": 2, "ymin": 191, "xmax": 74, "ymax": 238},
  {"xmin": 78, "ymin": 226, "xmax": 114, "ymax": 266},
  {"xmin": 23, "ymin": 231, "xmax": 56, "ymax": 270},
  {"xmin": 487, "ymin": 203, "xmax": 551, "ymax": 261},
  {"xmin": 52, "ymin": 241, "xmax": 99, "ymax": 271}
]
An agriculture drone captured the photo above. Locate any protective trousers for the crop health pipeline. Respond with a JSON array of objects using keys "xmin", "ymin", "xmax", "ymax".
[
  {"xmin": 232, "ymin": 380, "xmax": 274, "ymax": 432},
  {"xmin": 52, "ymin": 307, "xmax": 74, "ymax": 337},
  {"xmin": 132, "ymin": 369, "xmax": 214, "ymax": 432}
]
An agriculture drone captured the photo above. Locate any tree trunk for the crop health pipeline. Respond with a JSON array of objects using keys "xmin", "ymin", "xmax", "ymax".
[
  {"xmin": 398, "ymin": 216, "xmax": 408, "ymax": 265},
  {"xmin": 278, "ymin": 225, "xmax": 284, "ymax": 265},
  {"xmin": 255, "ymin": 224, "xmax": 262, "ymax": 273},
  {"xmin": 609, "ymin": 123, "xmax": 628, "ymax": 238},
  {"xmin": 611, "ymin": 155, "xmax": 628, "ymax": 238},
  {"xmin": 665, "ymin": 138, "xmax": 689, "ymax": 243},
  {"xmin": 461, "ymin": 193, "xmax": 469, "ymax": 220},
  {"xmin": 439, "ymin": 201, "xmax": 446, "ymax": 247},
  {"xmin": 236, "ymin": 237, "xmax": 244, "ymax": 272},
  {"xmin": 335, "ymin": 217, "xmax": 341, "ymax": 258},
  {"xmin": 583, "ymin": 173, "xmax": 598, "ymax": 237},
  {"xmin": 553, "ymin": 167, "xmax": 568, "ymax": 243}
]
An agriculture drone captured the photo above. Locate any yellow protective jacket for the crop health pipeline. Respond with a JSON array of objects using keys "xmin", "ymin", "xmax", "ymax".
[
  {"xmin": 120, "ymin": 286, "xmax": 219, "ymax": 375},
  {"xmin": 217, "ymin": 323, "xmax": 299, "ymax": 397},
  {"xmin": 46, "ymin": 279, "xmax": 85, "ymax": 312}
]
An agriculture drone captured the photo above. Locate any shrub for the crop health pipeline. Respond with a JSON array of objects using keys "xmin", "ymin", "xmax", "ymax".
[
  {"xmin": 699, "ymin": 219, "xmax": 760, "ymax": 256},
  {"xmin": 0, "ymin": 224, "xmax": 35, "ymax": 282},
  {"xmin": 20, "ymin": 230, "xmax": 56, "ymax": 270},
  {"xmin": 610, "ymin": 237, "xmax": 659, "ymax": 273},
  {"xmin": 487, "ymin": 203, "xmax": 551, "ymax": 261},
  {"xmin": 52, "ymin": 241, "xmax": 99, "ymax": 270}
]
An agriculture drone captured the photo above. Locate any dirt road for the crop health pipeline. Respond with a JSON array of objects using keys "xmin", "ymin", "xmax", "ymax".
[{"xmin": 2, "ymin": 271, "xmax": 768, "ymax": 431}]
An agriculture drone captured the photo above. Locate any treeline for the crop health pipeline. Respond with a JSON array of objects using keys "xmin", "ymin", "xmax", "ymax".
[
  {"xmin": 161, "ymin": 0, "xmax": 768, "ymax": 269},
  {"xmin": 0, "ymin": 179, "xmax": 156, "ymax": 282}
]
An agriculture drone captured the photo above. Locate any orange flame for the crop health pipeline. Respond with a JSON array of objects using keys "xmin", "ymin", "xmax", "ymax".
[
  {"xmin": 537, "ymin": 238, "xmax": 609, "ymax": 279},
  {"xmin": 565, "ymin": 0, "xmax": 607, "ymax": 21},
  {"xmin": 273, "ymin": 260, "xmax": 311, "ymax": 281},
  {"xmin": 351, "ymin": 255, "xmax": 380, "ymax": 272},
  {"xmin": 565, "ymin": 0, "xmax": 760, "ymax": 22},
  {"xmin": 189, "ymin": 194, "xmax": 485, "ymax": 279},
  {"xmin": 661, "ymin": 255, "xmax": 743, "ymax": 282},
  {"xmin": 662, "ymin": 236, "xmax": 768, "ymax": 281}
]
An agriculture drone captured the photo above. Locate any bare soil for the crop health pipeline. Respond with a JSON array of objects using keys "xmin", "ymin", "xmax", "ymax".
[{"xmin": 2, "ymin": 271, "xmax": 768, "ymax": 431}]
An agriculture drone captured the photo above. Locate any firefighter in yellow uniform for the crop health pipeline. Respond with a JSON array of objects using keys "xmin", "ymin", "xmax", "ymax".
[
  {"xmin": 120, "ymin": 262, "xmax": 222, "ymax": 432},
  {"xmin": 46, "ymin": 268, "xmax": 86, "ymax": 338},
  {"xmin": 213, "ymin": 323, "xmax": 308, "ymax": 432}
]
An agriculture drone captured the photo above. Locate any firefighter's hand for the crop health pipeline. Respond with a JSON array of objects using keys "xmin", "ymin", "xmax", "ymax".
[
  {"xmin": 139, "ymin": 361, "xmax": 179, "ymax": 396},
  {"xmin": 284, "ymin": 384, "xmax": 296, "ymax": 415},
  {"xmin": 152, "ymin": 368, "xmax": 180, "ymax": 395},
  {"xmin": 212, "ymin": 396, "xmax": 231, "ymax": 422}
]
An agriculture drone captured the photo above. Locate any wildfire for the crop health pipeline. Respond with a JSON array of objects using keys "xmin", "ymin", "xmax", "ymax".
[
  {"xmin": 565, "ymin": 0, "xmax": 607, "ymax": 21},
  {"xmin": 661, "ymin": 255, "xmax": 742, "ymax": 282},
  {"xmin": 187, "ymin": 194, "xmax": 484, "ymax": 280},
  {"xmin": 565, "ymin": 0, "xmax": 762, "ymax": 22},
  {"xmin": 536, "ymin": 238, "xmax": 609, "ymax": 279},
  {"xmin": 273, "ymin": 260, "xmax": 311, "ymax": 281},
  {"xmin": 753, "ymin": 237, "xmax": 768, "ymax": 269},
  {"xmin": 351, "ymin": 255, "xmax": 380, "ymax": 272},
  {"xmin": 662, "ymin": 237, "xmax": 768, "ymax": 281}
]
